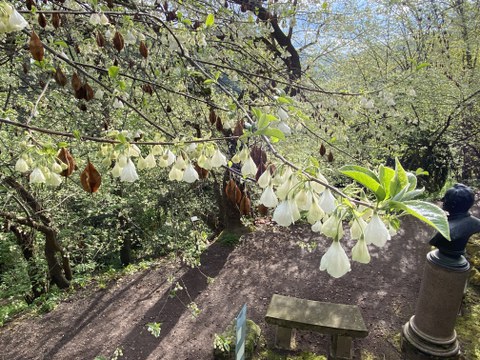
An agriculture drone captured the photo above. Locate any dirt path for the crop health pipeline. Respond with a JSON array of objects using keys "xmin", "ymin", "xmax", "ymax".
[{"xmin": 0, "ymin": 216, "xmax": 435, "ymax": 360}]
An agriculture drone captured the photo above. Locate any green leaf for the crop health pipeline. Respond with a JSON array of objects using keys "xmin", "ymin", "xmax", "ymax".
[
  {"xmin": 53, "ymin": 40, "xmax": 68, "ymax": 48},
  {"xmin": 416, "ymin": 62, "xmax": 430, "ymax": 70},
  {"xmin": 390, "ymin": 200, "xmax": 450, "ymax": 240},
  {"xmin": 277, "ymin": 96, "xmax": 293, "ymax": 104},
  {"xmin": 407, "ymin": 172, "xmax": 417, "ymax": 191},
  {"xmin": 73, "ymin": 130, "xmax": 81, "ymax": 141},
  {"xmin": 203, "ymin": 79, "xmax": 215, "ymax": 85},
  {"xmin": 390, "ymin": 158, "xmax": 409, "ymax": 198},
  {"xmin": 146, "ymin": 322, "xmax": 162, "ymax": 338},
  {"xmin": 108, "ymin": 66, "xmax": 120, "ymax": 79},
  {"xmin": 205, "ymin": 13, "xmax": 214, "ymax": 27},
  {"xmin": 262, "ymin": 127, "xmax": 285, "ymax": 142},
  {"xmin": 57, "ymin": 142, "xmax": 69, "ymax": 148},
  {"xmin": 340, "ymin": 165, "xmax": 386, "ymax": 201},
  {"xmin": 379, "ymin": 165, "xmax": 395, "ymax": 198}
]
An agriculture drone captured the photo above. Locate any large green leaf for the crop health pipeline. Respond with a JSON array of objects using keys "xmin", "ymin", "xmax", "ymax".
[
  {"xmin": 390, "ymin": 158, "xmax": 409, "ymax": 198},
  {"xmin": 340, "ymin": 165, "xmax": 386, "ymax": 200},
  {"xmin": 390, "ymin": 200, "xmax": 450, "ymax": 240},
  {"xmin": 379, "ymin": 165, "xmax": 395, "ymax": 199}
]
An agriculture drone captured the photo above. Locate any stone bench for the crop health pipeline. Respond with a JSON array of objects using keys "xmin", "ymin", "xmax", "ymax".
[{"xmin": 265, "ymin": 294, "xmax": 368, "ymax": 360}]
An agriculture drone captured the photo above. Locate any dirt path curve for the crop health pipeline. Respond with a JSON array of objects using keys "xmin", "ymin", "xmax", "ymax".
[{"xmin": 0, "ymin": 216, "xmax": 435, "ymax": 360}]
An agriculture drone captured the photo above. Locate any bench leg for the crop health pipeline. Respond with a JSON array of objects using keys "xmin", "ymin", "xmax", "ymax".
[
  {"xmin": 329, "ymin": 335, "xmax": 353, "ymax": 360},
  {"xmin": 274, "ymin": 326, "xmax": 296, "ymax": 350}
]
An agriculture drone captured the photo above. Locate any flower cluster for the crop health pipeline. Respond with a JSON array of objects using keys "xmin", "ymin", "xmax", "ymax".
[{"xmin": 0, "ymin": 2, "xmax": 27, "ymax": 34}]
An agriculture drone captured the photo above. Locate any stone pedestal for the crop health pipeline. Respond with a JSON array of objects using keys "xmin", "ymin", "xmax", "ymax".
[
  {"xmin": 402, "ymin": 250, "xmax": 470, "ymax": 358},
  {"xmin": 329, "ymin": 335, "xmax": 353, "ymax": 360}
]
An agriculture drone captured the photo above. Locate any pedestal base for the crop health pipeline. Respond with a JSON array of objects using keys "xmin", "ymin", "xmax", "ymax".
[{"xmin": 402, "ymin": 316, "xmax": 460, "ymax": 358}]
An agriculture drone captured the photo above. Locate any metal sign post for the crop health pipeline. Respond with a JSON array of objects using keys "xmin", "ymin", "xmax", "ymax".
[{"xmin": 235, "ymin": 304, "xmax": 247, "ymax": 360}]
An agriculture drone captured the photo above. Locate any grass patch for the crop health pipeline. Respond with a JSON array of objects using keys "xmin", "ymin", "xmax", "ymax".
[{"xmin": 456, "ymin": 287, "xmax": 480, "ymax": 359}]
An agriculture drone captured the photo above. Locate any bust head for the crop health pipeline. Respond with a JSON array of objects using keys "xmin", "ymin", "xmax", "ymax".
[{"xmin": 443, "ymin": 183, "xmax": 475, "ymax": 215}]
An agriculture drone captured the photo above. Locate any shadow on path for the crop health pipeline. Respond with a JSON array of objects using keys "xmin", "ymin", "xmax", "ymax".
[{"xmin": 119, "ymin": 242, "xmax": 233, "ymax": 360}]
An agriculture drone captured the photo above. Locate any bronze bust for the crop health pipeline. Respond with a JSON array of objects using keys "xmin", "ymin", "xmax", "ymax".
[{"xmin": 429, "ymin": 184, "xmax": 480, "ymax": 259}]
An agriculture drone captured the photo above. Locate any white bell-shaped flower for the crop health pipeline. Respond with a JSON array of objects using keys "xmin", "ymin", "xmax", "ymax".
[
  {"xmin": 29, "ymin": 167, "xmax": 46, "ymax": 184},
  {"xmin": 322, "ymin": 215, "xmax": 343, "ymax": 240},
  {"xmin": 350, "ymin": 217, "xmax": 367, "ymax": 240},
  {"xmin": 319, "ymin": 189, "xmax": 336, "ymax": 214},
  {"xmin": 128, "ymin": 144, "xmax": 141, "ymax": 157},
  {"xmin": 272, "ymin": 167, "xmax": 292, "ymax": 186},
  {"xmin": 120, "ymin": 158, "xmax": 139, "ymax": 182},
  {"xmin": 151, "ymin": 145, "xmax": 163, "ymax": 155},
  {"xmin": 124, "ymin": 30, "xmax": 136, "ymax": 45},
  {"xmin": 276, "ymin": 121, "xmax": 291, "ymax": 136},
  {"xmin": 51, "ymin": 162, "xmax": 63, "ymax": 174},
  {"xmin": 89, "ymin": 13, "xmax": 101, "ymax": 25},
  {"xmin": 6, "ymin": 5, "xmax": 27, "ymax": 32},
  {"xmin": 311, "ymin": 220, "xmax": 323, "ymax": 233},
  {"xmin": 241, "ymin": 156, "xmax": 257, "ymax": 177},
  {"xmin": 277, "ymin": 107, "xmax": 289, "ymax": 121},
  {"xmin": 174, "ymin": 155, "xmax": 186, "ymax": 170},
  {"xmin": 94, "ymin": 89, "xmax": 104, "ymax": 100},
  {"xmin": 118, "ymin": 154, "xmax": 128, "ymax": 167},
  {"xmin": 310, "ymin": 173, "xmax": 328, "ymax": 193},
  {"xmin": 351, "ymin": 237, "xmax": 371, "ymax": 264},
  {"xmin": 46, "ymin": 172, "xmax": 62, "ymax": 187},
  {"xmin": 272, "ymin": 200, "xmax": 294, "ymax": 227},
  {"xmin": 113, "ymin": 98, "xmax": 124, "ymax": 108},
  {"xmin": 145, "ymin": 153, "xmax": 156, "ymax": 168},
  {"xmin": 290, "ymin": 199, "xmax": 301, "ymax": 221},
  {"xmin": 257, "ymin": 168, "xmax": 271, "ymax": 188},
  {"xmin": 168, "ymin": 166, "xmax": 183, "ymax": 181},
  {"xmin": 111, "ymin": 162, "xmax": 123, "ymax": 177},
  {"xmin": 137, "ymin": 156, "xmax": 148, "ymax": 171},
  {"xmin": 295, "ymin": 188, "xmax": 312, "ymax": 211},
  {"xmin": 183, "ymin": 163, "xmax": 199, "ymax": 183},
  {"xmin": 307, "ymin": 197, "xmax": 325, "ymax": 224},
  {"xmin": 260, "ymin": 186, "xmax": 278, "ymax": 208},
  {"xmin": 210, "ymin": 149, "xmax": 227, "ymax": 168},
  {"xmin": 276, "ymin": 177, "xmax": 292, "ymax": 201},
  {"xmin": 364, "ymin": 213, "xmax": 390, "ymax": 247},
  {"xmin": 15, "ymin": 158, "xmax": 29, "ymax": 173},
  {"xmin": 320, "ymin": 241, "xmax": 351, "ymax": 278},
  {"xmin": 99, "ymin": 13, "xmax": 109, "ymax": 25}
]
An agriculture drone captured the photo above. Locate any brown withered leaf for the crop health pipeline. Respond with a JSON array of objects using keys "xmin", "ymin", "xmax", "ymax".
[
  {"xmin": 139, "ymin": 41, "xmax": 148, "ymax": 58},
  {"xmin": 215, "ymin": 116, "xmax": 223, "ymax": 132},
  {"xmin": 74, "ymin": 86, "xmax": 86, "ymax": 100},
  {"xmin": 209, "ymin": 108, "xmax": 216, "ymax": 125},
  {"xmin": 233, "ymin": 120, "xmax": 244, "ymax": 137},
  {"xmin": 225, "ymin": 179, "xmax": 237, "ymax": 203},
  {"xmin": 54, "ymin": 67, "xmax": 67, "ymax": 86},
  {"xmin": 327, "ymin": 151, "xmax": 334, "ymax": 163},
  {"xmin": 255, "ymin": 163, "xmax": 266, "ymax": 182},
  {"xmin": 113, "ymin": 31, "xmax": 124, "ymax": 52},
  {"xmin": 234, "ymin": 184, "xmax": 242, "ymax": 205},
  {"xmin": 52, "ymin": 13, "xmax": 61, "ymax": 29},
  {"xmin": 71, "ymin": 73, "xmax": 82, "ymax": 91},
  {"xmin": 26, "ymin": 0, "xmax": 34, "ymax": 10},
  {"xmin": 80, "ymin": 161, "xmax": 101, "ymax": 193},
  {"xmin": 194, "ymin": 163, "xmax": 209, "ymax": 179},
  {"xmin": 319, "ymin": 143, "xmax": 326, "ymax": 156},
  {"xmin": 96, "ymin": 31, "xmax": 105, "ymax": 47},
  {"xmin": 57, "ymin": 148, "xmax": 76, "ymax": 177},
  {"xmin": 84, "ymin": 83, "xmax": 94, "ymax": 101},
  {"xmin": 38, "ymin": 13, "xmax": 47, "ymax": 28},
  {"xmin": 250, "ymin": 145, "xmax": 267, "ymax": 167},
  {"xmin": 142, "ymin": 84, "xmax": 153, "ymax": 95},
  {"xmin": 29, "ymin": 31, "xmax": 44, "ymax": 62},
  {"xmin": 107, "ymin": 0, "xmax": 114, "ymax": 8},
  {"xmin": 257, "ymin": 204, "xmax": 268, "ymax": 216},
  {"xmin": 239, "ymin": 195, "xmax": 251, "ymax": 216}
]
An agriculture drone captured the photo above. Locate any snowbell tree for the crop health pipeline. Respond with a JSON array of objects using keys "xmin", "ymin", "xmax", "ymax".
[{"xmin": 0, "ymin": 0, "xmax": 451, "ymax": 292}]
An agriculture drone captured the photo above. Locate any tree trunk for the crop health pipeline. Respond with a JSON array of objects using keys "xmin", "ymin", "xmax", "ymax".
[{"xmin": 44, "ymin": 229, "xmax": 71, "ymax": 289}]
